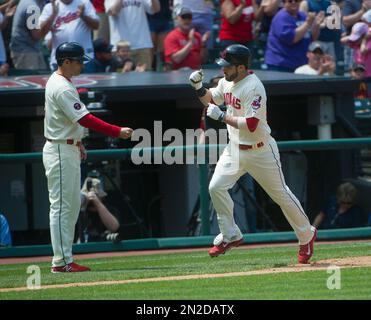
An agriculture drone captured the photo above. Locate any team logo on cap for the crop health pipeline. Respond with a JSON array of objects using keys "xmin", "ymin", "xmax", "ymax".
[
  {"xmin": 74, "ymin": 103, "xmax": 81, "ymax": 110},
  {"xmin": 251, "ymin": 96, "xmax": 262, "ymax": 110}
]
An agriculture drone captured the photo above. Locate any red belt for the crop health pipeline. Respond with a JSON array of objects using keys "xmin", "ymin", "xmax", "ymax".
[
  {"xmin": 46, "ymin": 138, "xmax": 81, "ymax": 147},
  {"xmin": 239, "ymin": 142, "xmax": 264, "ymax": 150}
]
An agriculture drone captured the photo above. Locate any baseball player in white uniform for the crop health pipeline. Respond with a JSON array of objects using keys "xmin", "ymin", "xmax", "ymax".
[
  {"xmin": 43, "ymin": 42, "xmax": 133, "ymax": 273},
  {"xmin": 189, "ymin": 44, "xmax": 317, "ymax": 264}
]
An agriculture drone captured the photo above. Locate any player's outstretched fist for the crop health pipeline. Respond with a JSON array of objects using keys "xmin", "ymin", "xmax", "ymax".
[
  {"xmin": 119, "ymin": 127, "xmax": 133, "ymax": 139},
  {"xmin": 189, "ymin": 70, "xmax": 204, "ymax": 90}
]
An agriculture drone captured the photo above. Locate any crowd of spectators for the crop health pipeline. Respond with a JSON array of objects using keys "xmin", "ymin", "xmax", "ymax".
[{"xmin": 0, "ymin": 0, "xmax": 370, "ymax": 82}]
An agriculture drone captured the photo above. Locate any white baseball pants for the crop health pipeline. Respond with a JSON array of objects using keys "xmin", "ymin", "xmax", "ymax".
[
  {"xmin": 43, "ymin": 141, "xmax": 81, "ymax": 267},
  {"xmin": 209, "ymin": 137, "xmax": 313, "ymax": 245}
]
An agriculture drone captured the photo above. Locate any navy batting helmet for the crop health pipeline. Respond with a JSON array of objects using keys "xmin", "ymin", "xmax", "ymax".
[
  {"xmin": 56, "ymin": 42, "xmax": 91, "ymax": 64},
  {"xmin": 216, "ymin": 44, "xmax": 251, "ymax": 68}
]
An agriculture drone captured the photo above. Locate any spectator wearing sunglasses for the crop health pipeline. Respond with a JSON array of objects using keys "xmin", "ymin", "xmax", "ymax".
[
  {"xmin": 312, "ymin": 182, "xmax": 363, "ymax": 229},
  {"xmin": 173, "ymin": 0, "xmax": 214, "ymax": 49},
  {"xmin": 163, "ymin": 7, "xmax": 209, "ymax": 70},
  {"xmin": 294, "ymin": 41, "xmax": 335, "ymax": 75},
  {"xmin": 265, "ymin": 0, "xmax": 325, "ymax": 72}
]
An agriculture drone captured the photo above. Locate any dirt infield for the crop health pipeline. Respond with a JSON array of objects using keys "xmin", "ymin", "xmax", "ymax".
[{"xmin": 0, "ymin": 255, "xmax": 370, "ymax": 293}]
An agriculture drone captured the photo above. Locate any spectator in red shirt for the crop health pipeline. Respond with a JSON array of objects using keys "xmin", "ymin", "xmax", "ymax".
[
  {"xmin": 219, "ymin": 0, "xmax": 255, "ymax": 50},
  {"xmin": 164, "ymin": 6, "xmax": 210, "ymax": 70}
]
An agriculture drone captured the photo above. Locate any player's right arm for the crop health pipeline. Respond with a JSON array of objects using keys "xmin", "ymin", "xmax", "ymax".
[
  {"xmin": 189, "ymin": 70, "xmax": 212, "ymax": 106},
  {"xmin": 78, "ymin": 114, "xmax": 133, "ymax": 139},
  {"xmin": 56, "ymin": 89, "xmax": 133, "ymax": 139}
]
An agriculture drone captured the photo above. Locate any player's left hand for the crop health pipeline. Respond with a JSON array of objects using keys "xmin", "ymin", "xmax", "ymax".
[
  {"xmin": 207, "ymin": 104, "xmax": 224, "ymax": 121},
  {"xmin": 79, "ymin": 143, "xmax": 87, "ymax": 161},
  {"xmin": 189, "ymin": 70, "xmax": 204, "ymax": 90}
]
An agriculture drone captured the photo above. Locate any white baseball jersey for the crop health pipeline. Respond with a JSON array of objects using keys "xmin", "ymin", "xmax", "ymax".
[
  {"xmin": 44, "ymin": 72, "xmax": 89, "ymax": 140},
  {"xmin": 105, "ymin": 0, "xmax": 154, "ymax": 50},
  {"xmin": 207, "ymin": 72, "xmax": 313, "ymax": 248},
  {"xmin": 210, "ymin": 72, "xmax": 271, "ymax": 145},
  {"xmin": 39, "ymin": 0, "xmax": 99, "ymax": 68}
]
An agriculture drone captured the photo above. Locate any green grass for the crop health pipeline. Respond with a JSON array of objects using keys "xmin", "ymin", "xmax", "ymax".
[
  {"xmin": 0, "ymin": 242, "xmax": 370, "ymax": 299},
  {"xmin": 2, "ymin": 267, "xmax": 370, "ymax": 300}
]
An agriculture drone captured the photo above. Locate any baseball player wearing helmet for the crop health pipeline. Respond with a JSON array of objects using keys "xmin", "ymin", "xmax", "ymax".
[
  {"xmin": 189, "ymin": 44, "xmax": 316, "ymax": 264},
  {"xmin": 43, "ymin": 42, "xmax": 133, "ymax": 273}
]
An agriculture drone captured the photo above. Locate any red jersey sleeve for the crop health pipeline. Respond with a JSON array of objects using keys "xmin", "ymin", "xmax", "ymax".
[{"xmin": 78, "ymin": 114, "xmax": 121, "ymax": 137}]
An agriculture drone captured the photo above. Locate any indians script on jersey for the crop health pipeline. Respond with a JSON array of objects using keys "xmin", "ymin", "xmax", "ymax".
[{"xmin": 224, "ymin": 92, "xmax": 241, "ymax": 110}]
